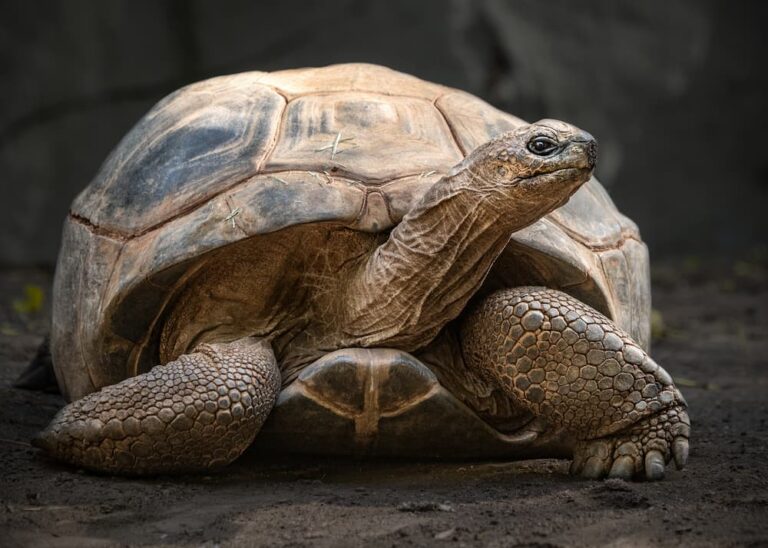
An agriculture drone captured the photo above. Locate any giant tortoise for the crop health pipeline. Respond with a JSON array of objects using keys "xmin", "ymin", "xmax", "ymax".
[{"xmin": 36, "ymin": 64, "xmax": 689, "ymax": 480}]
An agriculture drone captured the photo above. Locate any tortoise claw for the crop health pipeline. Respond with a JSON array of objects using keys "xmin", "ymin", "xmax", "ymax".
[
  {"xmin": 571, "ymin": 404, "xmax": 689, "ymax": 481},
  {"xmin": 581, "ymin": 456, "xmax": 609, "ymax": 479},
  {"xmin": 672, "ymin": 437, "xmax": 689, "ymax": 470},
  {"xmin": 607, "ymin": 455, "xmax": 635, "ymax": 480},
  {"xmin": 573, "ymin": 439, "xmax": 613, "ymax": 479},
  {"xmin": 644, "ymin": 450, "xmax": 666, "ymax": 481},
  {"xmin": 570, "ymin": 451, "xmax": 586, "ymax": 476}
]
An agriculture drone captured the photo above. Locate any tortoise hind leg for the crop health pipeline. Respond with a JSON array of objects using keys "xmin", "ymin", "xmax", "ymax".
[
  {"xmin": 460, "ymin": 287, "xmax": 690, "ymax": 481},
  {"xmin": 34, "ymin": 337, "xmax": 280, "ymax": 475}
]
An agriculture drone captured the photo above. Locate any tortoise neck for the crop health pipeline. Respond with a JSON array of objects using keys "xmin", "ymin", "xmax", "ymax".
[{"xmin": 342, "ymin": 168, "xmax": 519, "ymax": 350}]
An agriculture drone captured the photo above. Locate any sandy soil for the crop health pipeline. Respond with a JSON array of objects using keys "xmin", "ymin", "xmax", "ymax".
[{"xmin": 1, "ymin": 261, "xmax": 766, "ymax": 547}]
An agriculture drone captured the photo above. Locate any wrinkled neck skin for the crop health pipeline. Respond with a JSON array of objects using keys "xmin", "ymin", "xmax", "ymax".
[{"xmin": 342, "ymin": 163, "xmax": 574, "ymax": 350}]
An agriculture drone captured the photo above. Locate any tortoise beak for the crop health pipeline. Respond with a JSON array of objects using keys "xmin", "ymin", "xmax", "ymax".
[{"xmin": 572, "ymin": 131, "xmax": 597, "ymax": 171}]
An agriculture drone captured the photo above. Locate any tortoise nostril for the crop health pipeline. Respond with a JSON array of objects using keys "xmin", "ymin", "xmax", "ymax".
[{"xmin": 587, "ymin": 140, "xmax": 598, "ymax": 168}]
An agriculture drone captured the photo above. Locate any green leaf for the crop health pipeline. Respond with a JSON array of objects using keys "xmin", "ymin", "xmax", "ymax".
[{"xmin": 12, "ymin": 284, "xmax": 44, "ymax": 314}]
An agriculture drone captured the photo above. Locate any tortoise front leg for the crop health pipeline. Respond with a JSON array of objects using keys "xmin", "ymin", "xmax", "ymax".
[
  {"xmin": 461, "ymin": 287, "xmax": 690, "ymax": 480},
  {"xmin": 34, "ymin": 337, "xmax": 280, "ymax": 475}
]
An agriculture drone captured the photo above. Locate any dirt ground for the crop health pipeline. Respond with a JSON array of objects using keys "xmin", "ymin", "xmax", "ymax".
[{"xmin": 1, "ymin": 258, "xmax": 767, "ymax": 547}]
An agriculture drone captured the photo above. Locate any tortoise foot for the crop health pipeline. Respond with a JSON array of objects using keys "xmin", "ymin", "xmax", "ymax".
[
  {"xmin": 571, "ymin": 404, "xmax": 690, "ymax": 480},
  {"xmin": 461, "ymin": 286, "xmax": 690, "ymax": 481},
  {"xmin": 34, "ymin": 337, "xmax": 279, "ymax": 475}
]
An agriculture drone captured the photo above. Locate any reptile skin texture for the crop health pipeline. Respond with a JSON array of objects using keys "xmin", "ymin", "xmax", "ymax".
[
  {"xmin": 461, "ymin": 287, "xmax": 689, "ymax": 480},
  {"xmin": 34, "ymin": 338, "xmax": 280, "ymax": 474}
]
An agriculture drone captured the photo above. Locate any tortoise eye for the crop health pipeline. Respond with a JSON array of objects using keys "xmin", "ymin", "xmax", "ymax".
[{"xmin": 527, "ymin": 136, "xmax": 559, "ymax": 156}]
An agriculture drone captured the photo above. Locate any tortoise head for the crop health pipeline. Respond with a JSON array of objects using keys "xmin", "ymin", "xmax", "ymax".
[{"xmin": 459, "ymin": 119, "xmax": 597, "ymax": 222}]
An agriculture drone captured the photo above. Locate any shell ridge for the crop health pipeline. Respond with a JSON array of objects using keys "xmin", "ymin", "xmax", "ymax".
[
  {"xmin": 254, "ymin": 92, "xmax": 288, "ymax": 172},
  {"xmin": 433, "ymin": 97, "xmax": 468, "ymax": 157}
]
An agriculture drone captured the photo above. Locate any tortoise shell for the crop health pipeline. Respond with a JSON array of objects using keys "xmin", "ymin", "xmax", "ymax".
[{"xmin": 52, "ymin": 64, "xmax": 649, "ymax": 457}]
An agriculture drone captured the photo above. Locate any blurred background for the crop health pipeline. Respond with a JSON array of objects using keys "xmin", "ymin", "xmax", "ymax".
[{"xmin": 1, "ymin": 0, "xmax": 766, "ymax": 266}]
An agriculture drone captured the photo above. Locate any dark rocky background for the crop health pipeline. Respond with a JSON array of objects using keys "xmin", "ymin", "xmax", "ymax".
[{"xmin": 1, "ymin": 0, "xmax": 766, "ymax": 265}]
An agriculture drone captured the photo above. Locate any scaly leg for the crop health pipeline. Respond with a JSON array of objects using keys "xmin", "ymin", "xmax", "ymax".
[
  {"xmin": 35, "ymin": 337, "xmax": 280, "ymax": 475},
  {"xmin": 461, "ymin": 287, "xmax": 690, "ymax": 480}
]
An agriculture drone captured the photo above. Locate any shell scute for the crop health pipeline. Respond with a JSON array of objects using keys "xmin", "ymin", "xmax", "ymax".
[
  {"xmin": 265, "ymin": 92, "xmax": 463, "ymax": 181},
  {"xmin": 72, "ymin": 76, "xmax": 285, "ymax": 235}
]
